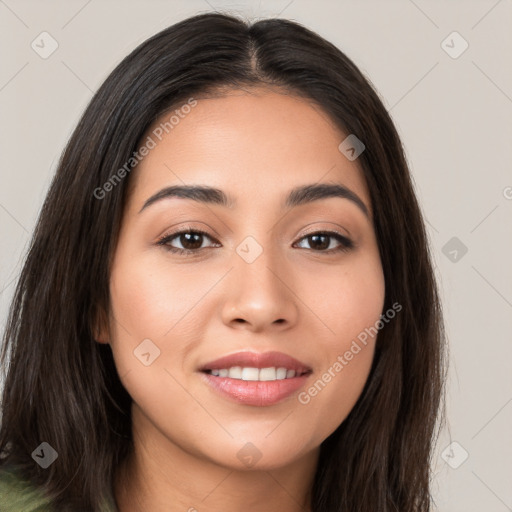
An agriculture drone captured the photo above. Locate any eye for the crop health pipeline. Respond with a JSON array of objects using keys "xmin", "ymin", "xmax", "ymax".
[
  {"xmin": 293, "ymin": 231, "xmax": 354, "ymax": 253},
  {"xmin": 156, "ymin": 228, "xmax": 354, "ymax": 255},
  {"xmin": 157, "ymin": 227, "xmax": 220, "ymax": 254}
]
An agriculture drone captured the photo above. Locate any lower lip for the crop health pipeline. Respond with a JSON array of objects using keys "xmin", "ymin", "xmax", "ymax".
[{"xmin": 199, "ymin": 371, "xmax": 311, "ymax": 406}]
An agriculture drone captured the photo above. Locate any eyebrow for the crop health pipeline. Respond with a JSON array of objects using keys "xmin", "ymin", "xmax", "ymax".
[{"xmin": 138, "ymin": 182, "xmax": 369, "ymax": 217}]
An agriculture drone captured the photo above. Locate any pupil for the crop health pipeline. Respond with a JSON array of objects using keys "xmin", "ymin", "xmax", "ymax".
[
  {"xmin": 182, "ymin": 233, "xmax": 202, "ymax": 250},
  {"xmin": 310, "ymin": 234, "xmax": 328, "ymax": 250}
]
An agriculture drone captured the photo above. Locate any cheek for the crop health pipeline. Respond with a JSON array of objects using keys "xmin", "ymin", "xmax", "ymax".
[
  {"xmin": 109, "ymin": 253, "xmax": 207, "ymax": 338},
  {"xmin": 106, "ymin": 249, "xmax": 208, "ymax": 383},
  {"xmin": 296, "ymin": 343, "xmax": 375, "ymax": 448},
  {"xmin": 106, "ymin": 255, "xmax": 208, "ymax": 415},
  {"xmin": 293, "ymin": 252, "xmax": 384, "ymax": 430},
  {"xmin": 303, "ymin": 251, "xmax": 385, "ymax": 344}
]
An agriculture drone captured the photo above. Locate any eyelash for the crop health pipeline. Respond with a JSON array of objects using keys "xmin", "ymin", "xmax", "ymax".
[{"xmin": 156, "ymin": 226, "xmax": 354, "ymax": 255}]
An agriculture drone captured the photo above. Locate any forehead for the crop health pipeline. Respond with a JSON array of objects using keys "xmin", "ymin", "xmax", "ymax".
[{"xmin": 126, "ymin": 88, "xmax": 371, "ymax": 214}]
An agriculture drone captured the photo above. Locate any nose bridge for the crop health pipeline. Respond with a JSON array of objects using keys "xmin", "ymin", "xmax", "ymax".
[
  {"xmin": 221, "ymin": 231, "xmax": 297, "ymax": 329},
  {"xmin": 234, "ymin": 232, "xmax": 284, "ymax": 298}
]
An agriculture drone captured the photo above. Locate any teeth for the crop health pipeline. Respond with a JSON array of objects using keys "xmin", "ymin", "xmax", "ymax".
[
  {"xmin": 276, "ymin": 367, "xmax": 287, "ymax": 380},
  {"xmin": 208, "ymin": 366, "xmax": 300, "ymax": 381},
  {"xmin": 242, "ymin": 367, "xmax": 259, "ymax": 381},
  {"xmin": 228, "ymin": 366, "xmax": 242, "ymax": 379},
  {"xmin": 259, "ymin": 367, "xmax": 276, "ymax": 381}
]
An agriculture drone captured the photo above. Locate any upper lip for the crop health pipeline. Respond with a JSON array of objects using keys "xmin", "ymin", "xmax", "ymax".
[{"xmin": 199, "ymin": 351, "xmax": 312, "ymax": 374}]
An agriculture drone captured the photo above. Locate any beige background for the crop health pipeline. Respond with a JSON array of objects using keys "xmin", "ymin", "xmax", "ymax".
[{"xmin": 1, "ymin": 0, "xmax": 511, "ymax": 510}]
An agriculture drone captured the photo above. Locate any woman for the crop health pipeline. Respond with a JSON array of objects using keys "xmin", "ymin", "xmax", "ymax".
[{"xmin": 0, "ymin": 12, "xmax": 446, "ymax": 511}]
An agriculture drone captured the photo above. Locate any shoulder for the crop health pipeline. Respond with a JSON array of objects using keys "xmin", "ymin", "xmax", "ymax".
[
  {"xmin": 0, "ymin": 466, "xmax": 54, "ymax": 511},
  {"xmin": 0, "ymin": 465, "xmax": 118, "ymax": 512}
]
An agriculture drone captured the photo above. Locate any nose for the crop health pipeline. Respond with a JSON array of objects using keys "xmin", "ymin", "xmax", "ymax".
[{"xmin": 220, "ymin": 243, "xmax": 299, "ymax": 333}]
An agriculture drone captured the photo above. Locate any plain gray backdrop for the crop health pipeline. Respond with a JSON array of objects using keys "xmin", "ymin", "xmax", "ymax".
[{"xmin": 1, "ymin": 1, "xmax": 511, "ymax": 510}]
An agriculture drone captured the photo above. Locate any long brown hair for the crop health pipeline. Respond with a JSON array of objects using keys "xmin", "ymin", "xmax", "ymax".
[{"xmin": 0, "ymin": 12, "xmax": 446, "ymax": 511}]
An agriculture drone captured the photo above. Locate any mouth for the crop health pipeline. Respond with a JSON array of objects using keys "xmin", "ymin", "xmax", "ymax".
[
  {"xmin": 198, "ymin": 351, "xmax": 312, "ymax": 406},
  {"xmin": 202, "ymin": 367, "xmax": 310, "ymax": 380}
]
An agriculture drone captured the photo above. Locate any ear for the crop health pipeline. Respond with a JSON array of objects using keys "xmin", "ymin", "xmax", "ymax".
[{"xmin": 93, "ymin": 303, "xmax": 110, "ymax": 344}]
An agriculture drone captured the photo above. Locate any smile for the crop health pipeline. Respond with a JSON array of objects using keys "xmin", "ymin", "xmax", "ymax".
[{"xmin": 198, "ymin": 351, "xmax": 313, "ymax": 406}]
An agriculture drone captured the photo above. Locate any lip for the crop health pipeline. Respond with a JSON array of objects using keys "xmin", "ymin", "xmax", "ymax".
[
  {"xmin": 198, "ymin": 351, "xmax": 312, "ymax": 407},
  {"xmin": 199, "ymin": 372, "xmax": 311, "ymax": 406}
]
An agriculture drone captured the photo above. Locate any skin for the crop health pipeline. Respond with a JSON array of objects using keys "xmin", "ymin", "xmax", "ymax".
[{"xmin": 96, "ymin": 86, "xmax": 385, "ymax": 512}]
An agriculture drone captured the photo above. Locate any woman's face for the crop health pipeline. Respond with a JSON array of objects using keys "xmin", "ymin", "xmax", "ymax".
[{"xmin": 102, "ymin": 87, "xmax": 385, "ymax": 471}]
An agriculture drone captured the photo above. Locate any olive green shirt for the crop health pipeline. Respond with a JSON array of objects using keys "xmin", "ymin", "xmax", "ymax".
[{"xmin": 0, "ymin": 466, "xmax": 118, "ymax": 511}]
